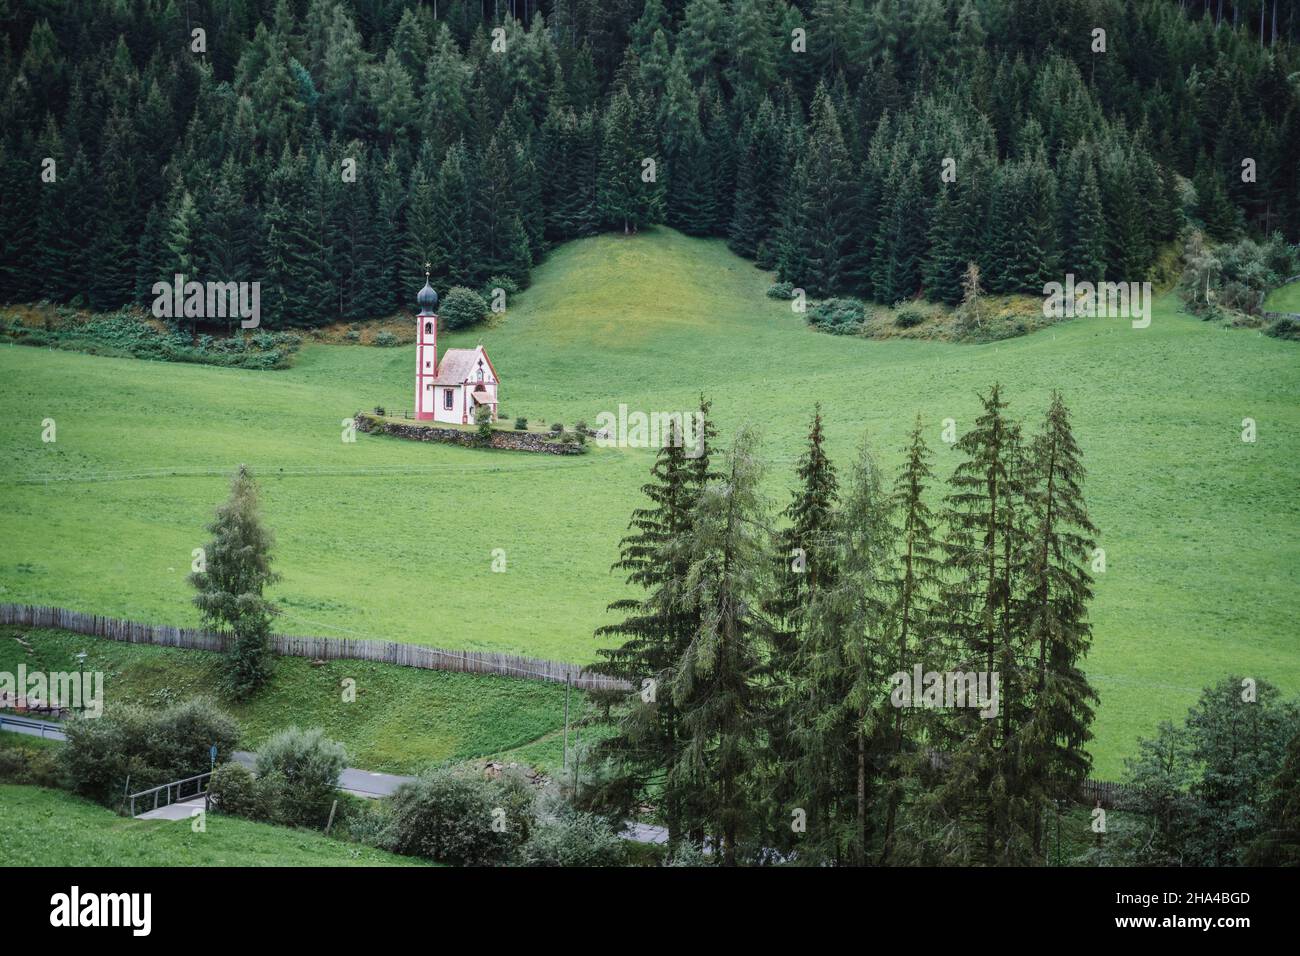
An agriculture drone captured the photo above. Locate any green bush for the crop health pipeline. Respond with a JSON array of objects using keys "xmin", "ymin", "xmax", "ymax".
[
  {"xmin": 339, "ymin": 798, "xmax": 395, "ymax": 849},
  {"xmin": 475, "ymin": 405, "xmax": 493, "ymax": 440},
  {"xmin": 344, "ymin": 329, "xmax": 360, "ymax": 342},
  {"xmin": 549, "ymin": 422, "xmax": 564, "ymax": 435},
  {"xmin": 440, "ymin": 287, "xmax": 489, "ymax": 331},
  {"xmin": 766, "ymin": 281, "xmax": 796, "ymax": 299},
  {"xmin": 1266, "ymin": 317, "xmax": 1300, "ymax": 340},
  {"xmin": 514, "ymin": 417, "xmax": 528, "ymax": 430},
  {"xmin": 254, "ymin": 726, "xmax": 346, "ymax": 829},
  {"xmin": 520, "ymin": 806, "xmax": 626, "ymax": 867},
  {"xmin": 807, "ymin": 298, "xmax": 865, "ymax": 335},
  {"xmin": 61, "ymin": 698, "xmax": 238, "ymax": 806},
  {"xmin": 481, "ymin": 275, "xmax": 521, "ymax": 303},
  {"xmin": 388, "ymin": 767, "xmax": 530, "ymax": 866},
  {"xmin": 895, "ymin": 308, "xmax": 925, "ymax": 329},
  {"xmin": 373, "ymin": 330, "xmax": 399, "ymax": 347},
  {"xmin": 208, "ymin": 762, "xmax": 260, "ymax": 818},
  {"xmin": 0, "ymin": 312, "xmax": 301, "ymax": 369},
  {"xmin": 0, "ymin": 737, "xmax": 63, "ymax": 788}
]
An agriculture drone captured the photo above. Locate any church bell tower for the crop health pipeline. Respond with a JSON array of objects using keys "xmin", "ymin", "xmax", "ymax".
[{"xmin": 415, "ymin": 267, "xmax": 439, "ymax": 420}]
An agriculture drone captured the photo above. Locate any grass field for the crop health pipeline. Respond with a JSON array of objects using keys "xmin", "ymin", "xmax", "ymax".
[
  {"xmin": 0, "ymin": 625, "xmax": 579, "ymax": 774},
  {"xmin": 0, "ymin": 784, "xmax": 426, "ymax": 866},
  {"xmin": 1263, "ymin": 280, "xmax": 1300, "ymax": 313},
  {"xmin": 1, "ymin": 227, "xmax": 1297, "ymax": 777}
]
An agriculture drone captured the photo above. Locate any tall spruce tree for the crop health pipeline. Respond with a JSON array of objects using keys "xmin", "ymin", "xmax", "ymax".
[
  {"xmin": 1019, "ymin": 392, "xmax": 1099, "ymax": 854},
  {"xmin": 591, "ymin": 406, "xmax": 716, "ymax": 848},
  {"xmin": 764, "ymin": 405, "xmax": 839, "ymax": 853},
  {"xmin": 787, "ymin": 433, "xmax": 894, "ymax": 864},
  {"xmin": 879, "ymin": 416, "xmax": 942, "ymax": 862},
  {"xmin": 936, "ymin": 383, "xmax": 1035, "ymax": 864},
  {"xmin": 775, "ymin": 84, "xmax": 857, "ymax": 297},
  {"xmin": 670, "ymin": 423, "xmax": 769, "ymax": 865}
]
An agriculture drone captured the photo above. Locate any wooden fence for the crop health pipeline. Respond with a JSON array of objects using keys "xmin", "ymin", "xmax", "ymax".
[{"xmin": 0, "ymin": 603, "xmax": 630, "ymax": 693}]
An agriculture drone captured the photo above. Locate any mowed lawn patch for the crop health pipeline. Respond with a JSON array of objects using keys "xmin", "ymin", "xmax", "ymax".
[
  {"xmin": 0, "ymin": 626, "xmax": 570, "ymax": 774},
  {"xmin": 0, "ymin": 784, "xmax": 427, "ymax": 866},
  {"xmin": 1, "ymin": 227, "xmax": 1297, "ymax": 776}
]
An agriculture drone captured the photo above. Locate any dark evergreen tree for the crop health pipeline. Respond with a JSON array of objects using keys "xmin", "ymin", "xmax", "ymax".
[{"xmin": 1019, "ymin": 392, "xmax": 1099, "ymax": 855}]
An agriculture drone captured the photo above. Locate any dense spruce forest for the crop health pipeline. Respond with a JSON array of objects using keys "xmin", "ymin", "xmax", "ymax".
[{"xmin": 0, "ymin": 0, "xmax": 1297, "ymax": 328}]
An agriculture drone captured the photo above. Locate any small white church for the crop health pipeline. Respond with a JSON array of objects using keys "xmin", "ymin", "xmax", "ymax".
[{"xmin": 413, "ymin": 276, "xmax": 500, "ymax": 424}]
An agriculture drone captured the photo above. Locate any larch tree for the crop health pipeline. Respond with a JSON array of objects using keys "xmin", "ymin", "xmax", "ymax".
[{"xmin": 190, "ymin": 466, "xmax": 280, "ymax": 698}]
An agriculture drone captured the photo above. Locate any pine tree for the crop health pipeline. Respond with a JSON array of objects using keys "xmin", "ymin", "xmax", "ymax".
[
  {"xmin": 597, "ymin": 86, "xmax": 662, "ymax": 234},
  {"xmin": 475, "ymin": 135, "xmax": 532, "ymax": 284},
  {"xmin": 369, "ymin": 152, "xmax": 404, "ymax": 316},
  {"xmin": 431, "ymin": 141, "xmax": 482, "ymax": 287},
  {"xmin": 670, "ymin": 423, "xmax": 769, "ymax": 864},
  {"xmin": 1061, "ymin": 156, "xmax": 1106, "ymax": 283},
  {"xmin": 879, "ymin": 416, "xmax": 942, "ymax": 862},
  {"xmin": 764, "ymin": 406, "xmax": 839, "ymax": 850},
  {"xmin": 1019, "ymin": 392, "xmax": 1099, "ymax": 854},
  {"xmin": 190, "ymin": 465, "xmax": 281, "ymax": 698},
  {"xmin": 937, "ymin": 383, "xmax": 1033, "ymax": 864},
  {"xmin": 988, "ymin": 158, "xmax": 1058, "ymax": 294},
  {"xmin": 592, "ymin": 409, "xmax": 716, "ymax": 848},
  {"xmin": 786, "ymin": 433, "xmax": 894, "ymax": 864},
  {"xmin": 776, "ymin": 85, "xmax": 856, "ymax": 297},
  {"xmin": 729, "ymin": 99, "xmax": 787, "ymax": 262}
]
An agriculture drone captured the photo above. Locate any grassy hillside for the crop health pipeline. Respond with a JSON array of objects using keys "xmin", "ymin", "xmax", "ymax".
[
  {"xmin": 1, "ymin": 227, "xmax": 1297, "ymax": 776},
  {"xmin": 0, "ymin": 784, "xmax": 426, "ymax": 866},
  {"xmin": 0, "ymin": 626, "xmax": 575, "ymax": 774},
  {"xmin": 1263, "ymin": 281, "xmax": 1300, "ymax": 313}
]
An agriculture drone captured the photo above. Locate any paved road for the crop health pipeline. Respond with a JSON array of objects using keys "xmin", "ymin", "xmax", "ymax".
[{"xmin": 232, "ymin": 751, "xmax": 415, "ymax": 798}]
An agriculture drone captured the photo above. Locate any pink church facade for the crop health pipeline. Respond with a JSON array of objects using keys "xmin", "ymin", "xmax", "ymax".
[{"xmin": 414, "ymin": 279, "xmax": 499, "ymax": 425}]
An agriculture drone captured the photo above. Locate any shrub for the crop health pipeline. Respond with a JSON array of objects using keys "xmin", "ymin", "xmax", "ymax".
[
  {"xmin": 389, "ymin": 767, "xmax": 529, "ymax": 866},
  {"xmin": 807, "ymin": 297, "xmax": 865, "ymax": 335},
  {"xmin": 340, "ymin": 799, "xmax": 395, "ymax": 849},
  {"xmin": 549, "ymin": 422, "xmax": 564, "ymax": 435},
  {"xmin": 481, "ymin": 275, "xmax": 521, "ymax": 303},
  {"xmin": 514, "ymin": 417, "xmax": 528, "ymax": 430},
  {"xmin": 373, "ymin": 330, "xmax": 399, "ymax": 347},
  {"xmin": 1266, "ymin": 317, "xmax": 1300, "ymax": 341},
  {"xmin": 766, "ymin": 281, "xmax": 796, "ymax": 299},
  {"xmin": 373, "ymin": 406, "xmax": 386, "ymax": 416},
  {"xmin": 254, "ymin": 726, "xmax": 346, "ymax": 829},
  {"xmin": 208, "ymin": 762, "xmax": 260, "ymax": 818},
  {"xmin": 61, "ymin": 699, "xmax": 238, "ymax": 806},
  {"xmin": 895, "ymin": 308, "xmax": 925, "ymax": 329},
  {"xmin": 440, "ymin": 287, "xmax": 489, "ymax": 331},
  {"xmin": 344, "ymin": 329, "xmax": 360, "ymax": 342},
  {"xmin": 475, "ymin": 404, "xmax": 493, "ymax": 440},
  {"xmin": 520, "ymin": 806, "xmax": 626, "ymax": 867},
  {"xmin": 0, "ymin": 738, "xmax": 62, "ymax": 788}
]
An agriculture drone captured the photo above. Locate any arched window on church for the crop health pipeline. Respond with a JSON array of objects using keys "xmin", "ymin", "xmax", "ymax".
[
  {"xmin": 424, "ymin": 322, "xmax": 432, "ymax": 335},
  {"xmin": 477, "ymin": 368, "xmax": 484, "ymax": 382}
]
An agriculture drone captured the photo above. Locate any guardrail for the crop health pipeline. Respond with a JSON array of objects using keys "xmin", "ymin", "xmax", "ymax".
[
  {"xmin": 0, "ymin": 713, "xmax": 67, "ymax": 739},
  {"xmin": 127, "ymin": 771, "xmax": 213, "ymax": 818}
]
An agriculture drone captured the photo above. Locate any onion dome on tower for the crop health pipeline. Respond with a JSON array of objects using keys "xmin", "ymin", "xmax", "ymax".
[{"xmin": 417, "ymin": 271, "xmax": 439, "ymax": 315}]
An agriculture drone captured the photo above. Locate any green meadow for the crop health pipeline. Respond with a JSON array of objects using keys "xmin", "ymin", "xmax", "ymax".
[
  {"xmin": 0, "ymin": 784, "xmax": 427, "ymax": 866},
  {"xmin": 0, "ymin": 625, "xmax": 575, "ymax": 774},
  {"xmin": 1, "ymin": 227, "xmax": 1297, "ymax": 777}
]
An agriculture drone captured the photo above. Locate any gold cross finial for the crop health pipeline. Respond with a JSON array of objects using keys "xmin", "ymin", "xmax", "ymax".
[{"xmin": 424, "ymin": 262, "xmax": 431, "ymax": 280}]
